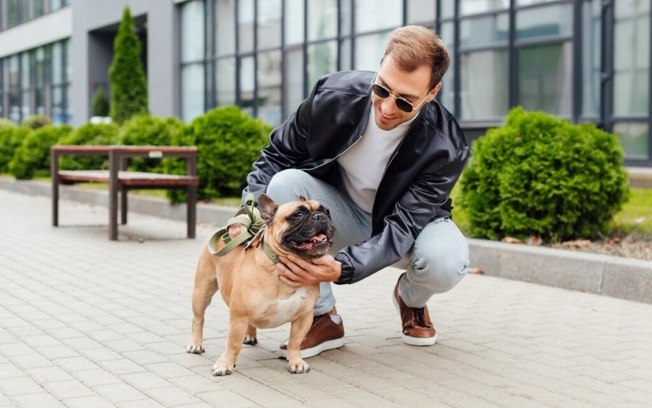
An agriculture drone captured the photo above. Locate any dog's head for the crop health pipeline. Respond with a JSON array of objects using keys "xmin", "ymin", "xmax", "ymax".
[{"xmin": 258, "ymin": 193, "xmax": 335, "ymax": 258}]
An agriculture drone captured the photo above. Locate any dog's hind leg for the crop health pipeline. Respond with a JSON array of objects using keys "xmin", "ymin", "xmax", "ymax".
[
  {"xmin": 243, "ymin": 325, "xmax": 258, "ymax": 345},
  {"xmin": 187, "ymin": 251, "xmax": 219, "ymax": 354},
  {"xmin": 213, "ymin": 316, "xmax": 248, "ymax": 376}
]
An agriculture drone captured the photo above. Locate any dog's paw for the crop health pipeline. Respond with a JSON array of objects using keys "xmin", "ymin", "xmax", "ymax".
[
  {"xmin": 243, "ymin": 335, "xmax": 258, "ymax": 345},
  {"xmin": 211, "ymin": 363, "xmax": 235, "ymax": 376},
  {"xmin": 186, "ymin": 344, "xmax": 205, "ymax": 354},
  {"xmin": 287, "ymin": 360, "xmax": 310, "ymax": 374}
]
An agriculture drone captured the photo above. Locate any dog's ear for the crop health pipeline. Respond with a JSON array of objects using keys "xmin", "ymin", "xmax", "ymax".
[
  {"xmin": 299, "ymin": 195, "xmax": 308, "ymax": 202},
  {"xmin": 257, "ymin": 193, "xmax": 278, "ymax": 224}
]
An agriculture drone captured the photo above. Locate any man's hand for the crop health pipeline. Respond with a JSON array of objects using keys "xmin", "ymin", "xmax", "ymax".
[{"xmin": 277, "ymin": 254, "xmax": 342, "ymax": 287}]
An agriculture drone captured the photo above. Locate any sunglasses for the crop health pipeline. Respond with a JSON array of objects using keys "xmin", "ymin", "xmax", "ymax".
[{"xmin": 371, "ymin": 82, "xmax": 430, "ymax": 113}]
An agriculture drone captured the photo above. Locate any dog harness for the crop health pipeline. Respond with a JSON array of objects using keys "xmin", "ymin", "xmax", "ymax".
[{"xmin": 208, "ymin": 194, "xmax": 279, "ymax": 264}]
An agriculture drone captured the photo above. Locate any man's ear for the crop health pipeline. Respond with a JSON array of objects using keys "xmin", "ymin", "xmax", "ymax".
[
  {"xmin": 257, "ymin": 193, "xmax": 278, "ymax": 224},
  {"xmin": 429, "ymin": 82, "xmax": 442, "ymax": 101}
]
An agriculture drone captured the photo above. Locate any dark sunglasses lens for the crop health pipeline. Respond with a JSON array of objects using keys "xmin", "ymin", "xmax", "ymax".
[
  {"xmin": 371, "ymin": 84, "xmax": 413, "ymax": 113},
  {"xmin": 372, "ymin": 84, "xmax": 389, "ymax": 98},
  {"xmin": 395, "ymin": 99, "xmax": 413, "ymax": 113}
]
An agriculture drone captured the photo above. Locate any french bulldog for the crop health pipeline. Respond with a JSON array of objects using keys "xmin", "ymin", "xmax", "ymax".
[{"xmin": 186, "ymin": 194, "xmax": 335, "ymax": 375}]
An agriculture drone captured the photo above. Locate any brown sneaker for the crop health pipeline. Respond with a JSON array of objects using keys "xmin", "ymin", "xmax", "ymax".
[
  {"xmin": 278, "ymin": 312, "xmax": 345, "ymax": 359},
  {"xmin": 393, "ymin": 274, "xmax": 437, "ymax": 346}
]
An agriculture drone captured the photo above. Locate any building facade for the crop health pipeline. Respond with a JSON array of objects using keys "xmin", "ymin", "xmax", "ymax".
[{"xmin": 0, "ymin": 0, "xmax": 649, "ymax": 166}]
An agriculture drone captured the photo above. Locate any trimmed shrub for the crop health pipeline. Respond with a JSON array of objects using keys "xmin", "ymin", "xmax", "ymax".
[
  {"xmin": 0, "ymin": 118, "xmax": 16, "ymax": 129},
  {"xmin": 21, "ymin": 114, "xmax": 52, "ymax": 130},
  {"xmin": 171, "ymin": 106, "xmax": 271, "ymax": 201},
  {"xmin": 458, "ymin": 107, "xmax": 629, "ymax": 242},
  {"xmin": 58, "ymin": 123, "xmax": 120, "ymax": 170},
  {"xmin": 109, "ymin": 6, "xmax": 148, "ymax": 124},
  {"xmin": 91, "ymin": 87, "xmax": 110, "ymax": 117},
  {"xmin": 9, "ymin": 125, "xmax": 73, "ymax": 179},
  {"xmin": 0, "ymin": 126, "xmax": 31, "ymax": 173},
  {"xmin": 118, "ymin": 114, "xmax": 185, "ymax": 173}
]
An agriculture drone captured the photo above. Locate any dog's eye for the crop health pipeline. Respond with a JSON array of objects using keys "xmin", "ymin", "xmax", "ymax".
[{"xmin": 291, "ymin": 209, "xmax": 308, "ymax": 220}]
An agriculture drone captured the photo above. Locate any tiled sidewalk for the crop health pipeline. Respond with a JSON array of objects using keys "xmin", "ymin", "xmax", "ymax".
[{"xmin": 1, "ymin": 189, "xmax": 651, "ymax": 407}]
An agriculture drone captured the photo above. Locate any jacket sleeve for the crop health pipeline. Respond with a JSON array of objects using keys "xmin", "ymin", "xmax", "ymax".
[{"xmin": 335, "ymin": 147, "xmax": 469, "ymax": 284}]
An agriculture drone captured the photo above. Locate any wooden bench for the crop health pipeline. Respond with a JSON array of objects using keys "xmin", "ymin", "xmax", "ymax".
[{"xmin": 51, "ymin": 145, "xmax": 199, "ymax": 240}]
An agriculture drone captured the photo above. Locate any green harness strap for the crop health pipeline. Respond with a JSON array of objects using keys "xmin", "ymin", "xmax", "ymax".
[{"xmin": 208, "ymin": 194, "xmax": 279, "ymax": 264}]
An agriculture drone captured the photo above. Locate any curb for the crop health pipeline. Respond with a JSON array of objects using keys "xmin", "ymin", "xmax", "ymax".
[{"xmin": 2, "ymin": 176, "xmax": 651, "ymax": 305}]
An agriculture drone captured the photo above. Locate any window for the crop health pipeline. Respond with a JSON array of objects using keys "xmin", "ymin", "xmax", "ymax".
[
  {"xmin": 180, "ymin": 1, "xmax": 205, "ymax": 121},
  {"xmin": 517, "ymin": 42, "xmax": 573, "ymax": 116},
  {"xmin": 355, "ymin": 0, "xmax": 402, "ymax": 33},
  {"xmin": 613, "ymin": 122, "xmax": 649, "ymax": 159},
  {"xmin": 581, "ymin": 0, "xmax": 601, "ymax": 118},
  {"xmin": 257, "ymin": 0, "xmax": 281, "ymax": 49},
  {"xmin": 460, "ymin": 50, "xmax": 509, "ymax": 120}
]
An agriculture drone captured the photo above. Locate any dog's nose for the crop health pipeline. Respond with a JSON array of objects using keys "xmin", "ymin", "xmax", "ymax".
[{"xmin": 311, "ymin": 212, "xmax": 327, "ymax": 222}]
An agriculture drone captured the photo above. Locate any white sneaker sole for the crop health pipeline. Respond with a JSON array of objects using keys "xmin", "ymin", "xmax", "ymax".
[
  {"xmin": 278, "ymin": 337, "xmax": 345, "ymax": 359},
  {"xmin": 393, "ymin": 292, "xmax": 437, "ymax": 346}
]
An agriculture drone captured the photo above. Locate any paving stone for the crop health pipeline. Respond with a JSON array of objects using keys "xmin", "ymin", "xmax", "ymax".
[{"xmin": 1, "ymin": 188, "xmax": 652, "ymax": 407}]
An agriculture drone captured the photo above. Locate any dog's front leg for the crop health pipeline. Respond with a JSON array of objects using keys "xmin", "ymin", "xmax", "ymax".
[
  {"xmin": 244, "ymin": 325, "xmax": 258, "ymax": 345},
  {"xmin": 212, "ymin": 316, "xmax": 248, "ymax": 376},
  {"xmin": 286, "ymin": 312, "xmax": 313, "ymax": 374}
]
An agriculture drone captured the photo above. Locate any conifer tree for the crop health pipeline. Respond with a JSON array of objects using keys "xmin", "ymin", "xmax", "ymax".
[{"xmin": 108, "ymin": 6, "xmax": 148, "ymax": 123}]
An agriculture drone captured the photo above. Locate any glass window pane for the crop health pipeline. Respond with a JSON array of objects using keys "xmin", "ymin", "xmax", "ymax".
[
  {"xmin": 284, "ymin": 0, "xmax": 304, "ymax": 45},
  {"xmin": 181, "ymin": 0, "xmax": 205, "ymax": 62},
  {"xmin": 460, "ymin": 0, "xmax": 509, "ymax": 16},
  {"xmin": 239, "ymin": 56, "xmax": 255, "ymax": 114},
  {"xmin": 339, "ymin": 38, "xmax": 352, "ymax": 71},
  {"xmin": 354, "ymin": 32, "xmax": 389, "ymax": 71},
  {"xmin": 355, "ymin": 0, "xmax": 402, "ymax": 33},
  {"xmin": 613, "ymin": 122, "xmax": 649, "ymax": 159},
  {"xmin": 441, "ymin": 0, "xmax": 455, "ymax": 19},
  {"xmin": 459, "ymin": 13, "xmax": 509, "ymax": 49},
  {"xmin": 613, "ymin": 0, "xmax": 650, "ymax": 116},
  {"xmin": 215, "ymin": 57, "xmax": 236, "ymax": 105},
  {"xmin": 407, "ymin": 0, "xmax": 436, "ymax": 24},
  {"xmin": 182, "ymin": 63, "xmax": 205, "ymax": 121},
  {"xmin": 216, "ymin": 0, "xmax": 236, "ymax": 56},
  {"xmin": 581, "ymin": 0, "xmax": 601, "ymax": 118},
  {"xmin": 308, "ymin": 41, "xmax": 337, "ymax": 89},
  {"xmin": 52, "ymin": 85, "xmax": 65, "ymax": 124},
  {"xmin": 517, "ymin": 0, "xmax": 567, "ymax": 6},
  {"xmin": 516, "ymin": 4, "xmax": 573, "ymax": 40},
  {"xmin": 308, "ymin": 0, "xmax": 337, "ymax": 41},
  {"xmin": 238, "ymin": 0, "xmax": 255, "ymax": 53},
  {"xmin": 517, "ymin": 42, "xmax": 572, "ymax": 116},
  {"xmin": 440, "ymin": 22, "xmax": 455, "ymax": 113},
  {"xmin": 460, "ymin": 50, "xmax": 509, "ymax": 120},
  {"xmin": 51, "ymin": 43, "xmax": 62, "ymax": 85},
  {"xmin": 258, "ymin": 0, "xmax": 281, "ymax": 49},
  {"xmin": 340, "ymin": 0, "xmax": 352, "ymax": 36},
  {"xmin": 284, "ymin": 49, "xmax": 304, "ymax": 117},
  {"xmin": 258, "ymin": 51, "xmax": 282, "ymax": 125}
]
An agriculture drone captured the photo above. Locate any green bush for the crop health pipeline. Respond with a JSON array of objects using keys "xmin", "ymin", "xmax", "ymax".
[
  {"xmin": 171, "ymin": 106, "xmax": 271, "ymax": 201},
  {"xmin": 9, "ymin": 125, "xmax": 73, "ymax": 179},
  {"xmin": 91, "ymin": 87, "xmax": 110, "ymax": 117},
  {"xmin": 0, "ymin": 126, "xmax": 31, "ymax": 173},
  {"xmin": 0, "ymin": 118, "xmax": 16, "ymax": 129},
  {"xmin": 118, "ymin": 114, "xmax": 185, "ymax": 173},
  {"xmin": 458, "ymin": 107, "xmax": 629, "ymax": 242},
  {"xmin": 58, "ymin": 123, "xmax": 120, "ymax": 170},
  {"xmin": 109, "ymin": 6, "xmax": 148, "ymax": 124},
  {"xmin": 21, "ymin": 114, "xmax": 52, "ymax": 129}
]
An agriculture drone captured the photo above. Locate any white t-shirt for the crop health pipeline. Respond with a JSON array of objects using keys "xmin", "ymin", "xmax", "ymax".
[{"xmin": 337, "ymin": 107, "xmax": 415, "ymax": 213}]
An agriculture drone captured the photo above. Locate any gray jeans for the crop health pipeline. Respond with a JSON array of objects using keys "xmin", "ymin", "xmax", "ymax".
[{"xmin": 266, "ymin": 169, "xmax": 469, "ymax": 315}]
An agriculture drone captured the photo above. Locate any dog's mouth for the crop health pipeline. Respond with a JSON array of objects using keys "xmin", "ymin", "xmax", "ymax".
[{"xmin": 285, "ymin": 231, "xmax": 333, "ymax": 257}]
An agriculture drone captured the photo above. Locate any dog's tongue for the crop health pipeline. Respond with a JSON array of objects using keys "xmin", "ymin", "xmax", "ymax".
[{"xmin": 295, "ymin": 234, "xmax": 328, "ymax": 250}]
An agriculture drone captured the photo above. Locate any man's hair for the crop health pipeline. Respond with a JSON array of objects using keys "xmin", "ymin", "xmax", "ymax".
[{"xmin": 381, "ymin": 25, "xmax": 450, "ymax": 89}]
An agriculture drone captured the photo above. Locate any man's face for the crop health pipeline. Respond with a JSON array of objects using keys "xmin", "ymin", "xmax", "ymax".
[{"xmin": 371, "ymin": 55, "xmax": 441, "ymax": 131}]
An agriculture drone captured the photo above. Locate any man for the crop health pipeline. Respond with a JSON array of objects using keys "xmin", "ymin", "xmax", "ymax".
[{"xmin": 238, "ymin": 25, "xmax": 470, "ymax": 357}]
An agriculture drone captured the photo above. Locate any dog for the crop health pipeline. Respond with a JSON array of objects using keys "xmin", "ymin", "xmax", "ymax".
[{"xmin": 186, "ymin": 193, "xmax": 335, "ymax": 376}]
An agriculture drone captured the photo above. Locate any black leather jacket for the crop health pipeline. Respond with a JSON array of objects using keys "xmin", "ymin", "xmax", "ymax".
[{"xmin": 244, "ymin": 70, "xmax": 469, "ymax": 284}]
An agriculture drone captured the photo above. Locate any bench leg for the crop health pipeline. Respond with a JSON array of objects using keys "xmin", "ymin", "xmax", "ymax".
[
  {"xmin": 109, "ymin": 181, "xmax": 119, "ymax": 240},
  {"xmin": 120, "ymin": 187, "xmax": 128, "ymax": 225},
  {"xmin": 187, "ymin": 186, "xmax": 197, "ymax": 239},
  {"xmin": 52, "ymin": 176, "xmax": 59, "ymax": 227}
]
